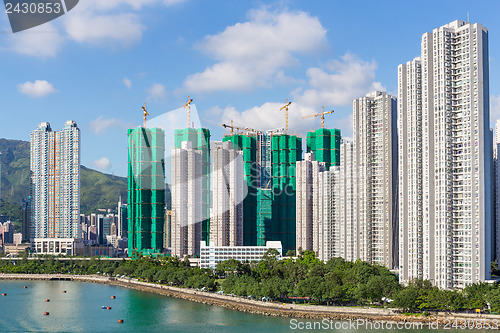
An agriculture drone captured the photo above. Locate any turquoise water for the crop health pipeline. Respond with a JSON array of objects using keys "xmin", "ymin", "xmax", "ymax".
[{"xmin": 0, "ymin": 280, "xmax": 488, "ymax": 332}]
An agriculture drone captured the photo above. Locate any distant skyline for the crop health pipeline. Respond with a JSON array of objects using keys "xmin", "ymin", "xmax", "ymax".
[{"xmin": 2, "ymin": 0, "xmax": 500, "ymax": 177}]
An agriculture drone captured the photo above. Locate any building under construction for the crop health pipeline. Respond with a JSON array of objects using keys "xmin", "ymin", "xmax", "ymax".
[
  {"xmin": 223, "ymin": 130, "xmax": 302, "ymax": 252},
  {"xmin": 306, "ymin": 128, "xmax": 341, "ymax": 169},
  {"xmin": 127, "ymin": 127, "xmax": 165, "ymax": 257}
]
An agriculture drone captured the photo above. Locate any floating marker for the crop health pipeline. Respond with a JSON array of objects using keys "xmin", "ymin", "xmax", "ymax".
[
  {"xmin": 117, "ymin": 319, "xmax": 124, "ymax": 323},
  {"xmin": 111, "ymin": 296, "xmax": 116, "ymax": 299},
  {"xmin": 45, "ymin": 299, "xmax": 50, "ymax": 302},
  {"xmin": 2, "ymin": 293, "xmax": 6, "ymax": 296},
  {"xmin": 44, "ymin": 312, "xmax": 49, "ymax": 316}
]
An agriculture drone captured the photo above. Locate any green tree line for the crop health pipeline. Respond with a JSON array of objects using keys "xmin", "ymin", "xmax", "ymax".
[{"xmin": 1, "ymin": 250, "xmax": 499, "ymax": 313}]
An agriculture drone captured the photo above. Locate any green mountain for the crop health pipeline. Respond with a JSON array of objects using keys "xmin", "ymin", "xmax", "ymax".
[{"xmin": 0, "ymin": 138, "xmax": 128, "ymax": 220}]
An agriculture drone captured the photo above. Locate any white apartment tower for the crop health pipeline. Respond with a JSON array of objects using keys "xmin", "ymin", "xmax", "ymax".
[
  {"xmin": 317, "ymin": 166, "xmax": 340, "ymax": 261},
  {"xmin": 399, "ymin": 20, "xmax": 492, "ymax": 289},
  {"xmin": 398, "ymin": 58, "xmax": 424, "ymax": 282},
  {"xmin": 171, "ymin": 141, "xmax": 203, "ymax": 257},
  {"xmin": 295, "ymin": 153, "xmax": 325, "ymax": 254},
  {"xmin": 30, "ymin": 121, "xmax": 80, "ymax": 239},
  {"xmin": 495, "ymin": 120, "xmax": 500, "ymax": 264},
  {"xmin": 210, "ymin": 141, "xmax": 245, "ymax": 247},
  {"xmin": 338, "ymin": 141, "xmax": 358, "ymax": 261},
  {"xmin": 352, "ymin": 91, "xmax": 398, "ymax": 268}
]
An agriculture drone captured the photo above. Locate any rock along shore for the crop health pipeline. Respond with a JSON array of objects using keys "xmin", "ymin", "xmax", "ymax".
[{"xmin": 1, "ymin": 273, "xmax": 499, "ymax": 328}]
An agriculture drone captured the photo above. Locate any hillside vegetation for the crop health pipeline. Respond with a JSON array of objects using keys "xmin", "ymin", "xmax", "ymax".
[{"xmin": 0, "ymin": 138, "xmax": 128, "ymax": 220}]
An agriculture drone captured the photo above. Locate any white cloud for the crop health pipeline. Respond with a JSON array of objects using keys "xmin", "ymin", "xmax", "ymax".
[
  {"xmin": 89, "ymin": 116, "xmax": 130, "ymax": 134},
  {"xmin": 93, "ymin": 157, "xmax": 112, "ymax": 171},
  {"xmin": 17, "ymin": 80, "xmax": 58, "ymax": 98},
  {"xmin": 293, "ymin": 53, "xmax": 384, "ymax": 108},
  {"xmin": 9, "ymin": 23, "xmax": 63, "ymax": 58},
  {"xmin": 5, "ymin": 0, "xmax": 188, "ymax": 57},
  {"xmin": 184, "ymin": 8, "xmax": 327, "ymax": 92},
  {"xmin": 64, "ymin": 11, "xmax": 145, "ymax": 48},
  {"xmin": 76, "ymin": 0, "xmax": 186, "ymax": 11},
  {"xmin": 147, "ymin": 83, "xmax": 167, "ymax": 100},
  {"xmin": 123, "ymin": 77, "xmax": 132, "ymax": 89}
]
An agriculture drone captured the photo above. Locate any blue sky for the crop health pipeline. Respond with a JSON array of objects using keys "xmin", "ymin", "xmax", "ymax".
[{"xmin": 1, "ymin": 0, "xmax": 500, "ymax": 178}]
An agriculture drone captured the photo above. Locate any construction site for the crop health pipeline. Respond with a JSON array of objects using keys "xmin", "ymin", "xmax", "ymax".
[{"xmin": 128, "ymin": 97, "xmax": 342, "ymax": 257}]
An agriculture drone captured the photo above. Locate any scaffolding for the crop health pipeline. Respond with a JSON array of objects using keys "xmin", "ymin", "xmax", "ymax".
[
  {"xmin": 306, "ymin": 128, "xmax": 341, "ymax": 169},
  {"xmin": 127, "ymin": 127, "xmax": 165, "ymax": 257}
]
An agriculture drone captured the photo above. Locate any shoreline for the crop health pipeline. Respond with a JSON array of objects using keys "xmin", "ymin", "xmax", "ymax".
[{"xmin": 1, "ymin": 273, "xmax": 499, "ymax": 328}]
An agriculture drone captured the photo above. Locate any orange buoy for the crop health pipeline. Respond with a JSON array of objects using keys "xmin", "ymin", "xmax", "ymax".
[
  {"xmin": 111, "ymin": 296, "xmax": 116, "ymax": 299},
  {"xmin": 2, "ymin": 293, "xmax": 6, "ymax": 296},
  {"xmin": 45, "ymin": 299, "xmax": 50, "ymax": 302},
  {"xmin": 106, "ymin": 306, "xmax": 112, "ymax": 310},
  {"xmin": 117, "ymin": 319, "xmax": 124, "ymax": 323},
  {"xmin": 44, "ymin": 312, "xmax": 49, "ymax": 316},
  {"xmin": 63, "ymin": 290, "xmax": 67, "ymax": 293},
  {"xmin": 24, "ymin": 286, "xmax": 28, "ymax": 289}
]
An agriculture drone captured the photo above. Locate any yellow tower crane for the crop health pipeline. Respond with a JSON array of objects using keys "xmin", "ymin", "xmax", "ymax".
[
  {"xmin": 183, "ymin": 96, "xmax": 194, "ymax": 128},
  {"xmin": 279, "ymin": 99, "xmax": 292, "ymax": 134},
  {"xmin": 302, "ymin": 106, "xmax": 335, "ymax": 128},
  {"xmin": 222, "ymin": 123, "xmax": 262, "ymax": 135},
  {"xmin": 141, "ymin": 102, "xmax": 149, "ymax": 128}
]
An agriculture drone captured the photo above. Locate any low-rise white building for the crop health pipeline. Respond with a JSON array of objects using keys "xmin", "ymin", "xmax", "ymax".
[
  {"xmin": 199, "ymin": 241, "xmax": 282, "ymax": 269},
  {"xmin": 32, "ymin": 238, "xmax": 83, "ymax": 255}
]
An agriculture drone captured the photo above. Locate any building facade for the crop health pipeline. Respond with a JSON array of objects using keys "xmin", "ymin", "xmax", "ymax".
[
  {"xmin": 171, "ymin": 141, "xmax": 203, "ymax": 257},
  {"xmin": 398, "ymin": 58, "xmax": 424, "ymax": 283},
  {"xmin": 174, "ymin": 128, "xmax": 210, "ymax": 245},
  {"xmin": 338, "ymin": 141, "xmax": 358, "ymax": 262},
  {"xmin": 352, "ymin": 91, "xmax": 398, "ymax": 268},
  {"xmin": 30, "ymin": 121, "xmax": 80, "ymax": 239},
  {"xmin": 210, "ymin": 141, "xmax": 245, "ymax": 247},
  {"xmin": 295, "ymin": 153, "xmax": 325, "ymax": 254},
  {"xmin": 317, "ymin": 166, "xmax": 340, "ymax": 262},
  {"xmin": 399, "ymin": 20, "xmax": 492, "ymax": 289},
  {"xmin": 200, "ymin": 241, "xmax": 282, "ymax": 269}
]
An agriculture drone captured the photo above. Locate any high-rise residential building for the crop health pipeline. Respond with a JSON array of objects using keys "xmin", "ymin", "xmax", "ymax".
[
  {"xmin": 352, "ymin": 91, "xmax": 398, "ymax": 268},
  {"xmin": 295, "ymin": 153, "xmax": 325, "ymax": 254},
  {"xmin": 306, "ymin": 128, "xmax": 341, "ymax": 169},
  {"xmin": 22, "ymin": 198, "xmax": 30, "ymax": 242},
  {"xmin": 174, "ymin": 128, "xmax": 210, "ymax": 244},
  {"xmin": 399, "ymin": 20, "xmax": 492, "ymax": 289},
  {"xmin": 164, "ymin": 210, "xmax": 172, "ymax": 249},
  {"xmin": 398, "ymin": 58, "xmax": 424, "ymax": 282},
  {"xmin": 338, "ymin": 141, "xmax": 358, "ymax": 261},
  {"xmin": 30, "ymin": 121, "xmax": 81, "ymax": 239},
  {"xmin": 317, "ymin": 165, "xmax": 340, "ymax": 261},
  {"xmin": 117, "ymin": 197, "xmax": 127, "ymax": 238},
  {"xmin": 127, "ymin": 127, "xmax": 165, "ymax": 257},
  {"xmin": 210, "ymin": 141, "xmax": 244, "ymax": 247},
  {"xmin": 171, "ymin": 141, "xmax": 203, "ymax": 257},
  {"xmin": 495, "ymin": 120, "xmax": 500, "ymax": 264}
]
